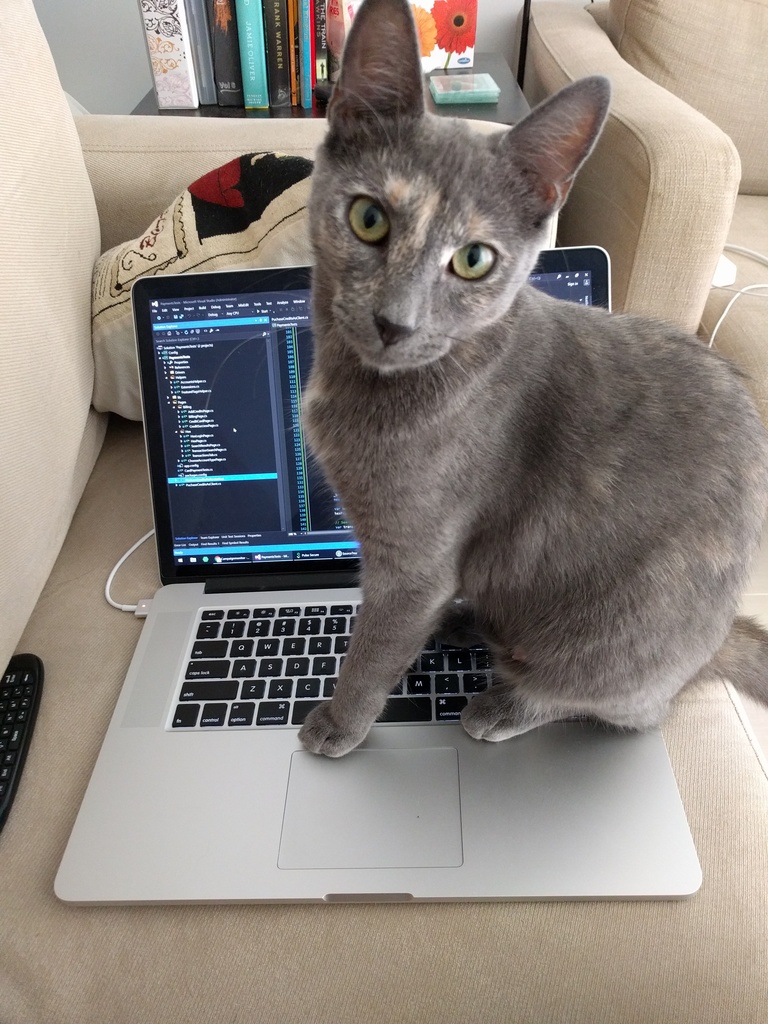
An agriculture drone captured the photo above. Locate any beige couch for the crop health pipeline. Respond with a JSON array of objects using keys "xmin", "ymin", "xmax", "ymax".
[
  {"xmin": 525, "ymin": 0, "xmax": 768, "ymax": 421},
  {"xmin": 2, "ymin": 1, "xmax": 768, "ymax": 1021}
]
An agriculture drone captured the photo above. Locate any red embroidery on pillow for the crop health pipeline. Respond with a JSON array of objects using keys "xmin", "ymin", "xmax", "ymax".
[{"xmin": 188, "ymin": 157, "xmax": 244, "ymax": 208}]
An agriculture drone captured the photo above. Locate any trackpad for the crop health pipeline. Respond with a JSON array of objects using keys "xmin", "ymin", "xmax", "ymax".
[{"xmin": 278, "ymin": 747, "xmax": 463, "ymax": 869}]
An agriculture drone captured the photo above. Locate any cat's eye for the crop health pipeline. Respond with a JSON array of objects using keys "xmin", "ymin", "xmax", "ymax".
[
  {"xmin": 451, "ymin": 243, "xmax": 496, "ymax": 280},
  {"xmin": 349, "ymin": 197, "xmax": 390, "ymax": 244}
]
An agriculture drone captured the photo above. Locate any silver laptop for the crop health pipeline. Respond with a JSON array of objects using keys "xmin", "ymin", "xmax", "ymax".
[{"xmin": 55, "ymin": 248, "xmax": 702, "ymax": 903}]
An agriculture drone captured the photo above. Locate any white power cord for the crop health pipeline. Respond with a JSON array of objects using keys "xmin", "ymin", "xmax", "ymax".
[
  {"xmin": 707, "ymin": 245, "xmax": 768, "ymax": 350},
  {"xmin": 105, "ymin": 529, "xmax": 155, "ymax": 613}
]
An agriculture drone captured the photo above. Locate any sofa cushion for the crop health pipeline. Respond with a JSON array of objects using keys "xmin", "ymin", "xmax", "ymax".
[
  {"xmin": 0, "ymin": 0, "xmax": 105, "ymax": 672},
  {"xmin": 92, "ymin": 152, "xmax": 313, "ymax": 420},
  {"xmin": 606, "ymin": 0, "xmax": 768, "ymax": 194}
]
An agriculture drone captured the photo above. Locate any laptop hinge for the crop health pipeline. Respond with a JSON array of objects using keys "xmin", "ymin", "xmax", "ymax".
[{"xmin": 204, "ymin": 572, "xmax": 359, "ymax": 594}]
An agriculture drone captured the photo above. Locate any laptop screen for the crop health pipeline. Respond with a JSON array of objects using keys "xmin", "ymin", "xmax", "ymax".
[
  {"xmin": 134, "ymin": 248, "xmax": 610, "ymax": 584},
  {"xmin": 146, "ymin": 280, "xmax": 357, "ymax": 572}
]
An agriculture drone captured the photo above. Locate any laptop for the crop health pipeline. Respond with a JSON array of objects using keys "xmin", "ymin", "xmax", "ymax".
[{"xmin": 55, "ymin": 246, "xmax": 702, "ymax": 903}]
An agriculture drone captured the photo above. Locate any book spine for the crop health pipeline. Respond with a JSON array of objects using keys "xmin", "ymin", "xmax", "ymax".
[
  {"xmin": 298, "ymin": 0, "xmax": 313, "ymax": 107},
  {"xmin": 262, "ymin": 0, "xmax": 292, "ymax": 107},
  {"xmin": 206, "ymin": 0, "xmax": 244, "ymax": 105},
  {"xmin": 314, "ymin": 0, "xmax": 327, "ymax": 85},
  {"xmin": 234, "ymin": 0, "xmax": 270, "ymax": 108},
  {"xmin": 287, "ymin": 0, "xmax": 299, "ymax": 106},
  {"xmin": 185, "ymin": 0, "xmax": 217, "ymax": 104},
  {"xmin": 139, "ymin": 0, "xmax": 200, "ymax": 109}
]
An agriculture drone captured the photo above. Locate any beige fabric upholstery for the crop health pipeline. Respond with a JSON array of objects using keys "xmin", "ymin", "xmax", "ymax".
[
  {"xmin": 0, "ymin": 0, "xmax": 106, "ymax": 672},
  {"xmin": 5, "ymin": 417, "xmax": 768, "ymax": 1024},
  {"xmin": 525, "ymin": 2, "xmax": 740, "ymax": 333},
  {"xmin": 607, "ymin": 0, "xmax": 768, "ymax": 194}
]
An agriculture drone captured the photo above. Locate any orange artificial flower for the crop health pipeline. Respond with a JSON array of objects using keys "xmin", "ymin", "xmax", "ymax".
[
  {"xmin": 431, "ymin": 0, "xmax": 476, "ymax": 55},
  {"xmin": 411, "ymin": 4, "xmax": 438, "ymax": 57}
]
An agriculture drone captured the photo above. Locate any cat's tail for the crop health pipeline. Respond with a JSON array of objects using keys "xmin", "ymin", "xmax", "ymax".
[{"xmin": 699, "ymin": 616, "xmax": 768, "ymax": 705}]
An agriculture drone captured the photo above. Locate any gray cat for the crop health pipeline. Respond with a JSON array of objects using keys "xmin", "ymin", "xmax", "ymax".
[{"xmin": 298, "ymin": 0, "xmax": 768, "ymax": 758}]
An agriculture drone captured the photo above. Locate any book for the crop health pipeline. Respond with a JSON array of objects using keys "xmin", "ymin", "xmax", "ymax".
[
  {"xmin": 140, "ymin": 0, "xmax": 200, "ymax": 109},
  {"xmin": 207, "ymin": 0, "xmax": 245, "ymax": 105},
  {"xmin": 234, "ymin": 0, "xmax": 269, "ymax": 108},
  {"xmin": 314, "ymin": 0, "xmax": 327, "ymax": 84},
  {"xmin": 262, "ymin": 0, "xmax": 292, "ymax": 107},
  {"xmin": 185, "ymin": 0, "xmax": 217, "ymax": 104},
  {"xmin": 287, "ymin": 0, "xmax": 300, "ymax": 106},
  {"xmin": 298, "ymin": 0, "xmax": 313, "ymax": 107}
]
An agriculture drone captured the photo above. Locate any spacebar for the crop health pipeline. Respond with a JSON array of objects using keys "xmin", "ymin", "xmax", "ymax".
[{"xmin": 377, "ymin": 697, "xmax": 432, "ymax": 723}]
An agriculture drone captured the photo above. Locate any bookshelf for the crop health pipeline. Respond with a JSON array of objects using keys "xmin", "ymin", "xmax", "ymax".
[{"xmin": 131, "ymin": 53, "xmax": 530, "ymax": 126}]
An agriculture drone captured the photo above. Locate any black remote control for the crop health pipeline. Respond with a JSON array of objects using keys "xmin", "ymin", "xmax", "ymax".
[{"xmin": 0, "ymin": 653, "xmax": 44, "ymax": 834}]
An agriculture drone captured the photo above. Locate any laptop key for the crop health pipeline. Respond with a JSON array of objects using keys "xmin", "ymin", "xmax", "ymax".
[
  {"xmin": 420, "ymin": 653, "xmax": 444, "ymax": 673},
  {"xmin": 298, "ymin": 618, "xmax": 322, "ymax": 635},
  {"xmin": 255, "ymin": 638, "xmax": 280, "ymax": 656},
  {"xmin": 463, "ymin": 674, "xmax": 490, "ymax": 693},
  {"xmin": 291, "ymin": 699, "xmax": 327, "ymax": 725},
  {"xmin": 406, "ymin": 674, "xmax": 432, "ymax": 695},
  {"xmin": 330, "ymin": 605, "xmax": 354, "ymax": 615},
  {"xmin": 252, "ymin": 607, "xmax": 276, "ymax": 618},
  {"xmin": 258, "ymin": 658, "xmax": 283, "ymax": 677},
  {"xmin": 273, "ymin": 619, "xmax": 296, "ymax": 636},
  {"xmin": 436, "ymin": 696, "xmax": 468, "ymax": 721},
  {"xmin": 268, "ymin": 679, "xmax": 294, "ymax": 699},
  {"xmin": 304, "ymin": 605, "xmax": 327, "ymax": 616},
  {"xmin": 377, "ymin": 697, "xmax": 432, "ymax": 723},
  {"xmin": 256, "ymin": 701, "xmax": 290, "ymax": 726},
  {"xmin": 278, "ymin": 607, "xmax": 302, "ymax": 617},
  {"xmin": 201, "ymin": 610, "xmax": 224, "ymax": 621},
  {"xmin": 185, "ymin": 660, "xmax": 230, "ymax": 680},
  {"xmin": 311, "ymin": 656, "xmax": 337, "ymax": 676},
  {"xmin": 323, "ymin": 617, "xmax": 347, "ymax": 634},
  {"xmin": 285, "ymin": 657, "xmax": 310, "ymax": 677},
  {"xmin": 308, "ymin": 637, "xmax": 332, "ymax": 655},
  {"xmin": 226, "ymin": 609, "xmax": 250, "ymax": 619},
  {"xmin": 172, "ymin": 703, "xmax": 200, "ymax": 728},
  {"xmin": 435, "ymin": 674, "xmax": 460, "ymax": 694},
  {"xmin": 228, "ymin": 703, "xmax": 255, "ymax": 727},
  {"xmin": 282, "ymin": 637, "xmax": 306, "ymax": 656},
  {"xmin": 230, "ymin": 639, "xmax": 254, "ymax": 658},
  {"xmin": 222, "ymin": 621, "xmax": 246, "ymax": 639},
  {"xmin": 190, "ymin": 640, "xmax": 228, "ymax": 659},
  {"xmin": 322, "ymin": 678, "xmax": 337, "ymax": 697},
  {"xmin": 196, "ymin": 622, "xmax": 220, "ymax": 640},
  {"xmin": 296, "ymin": 678, "xmax": 321, "ymax": 698},
  {"xmin": 200, "ymin": 703, "xmax": 228, "ymax": 727},
  {"xmin": 232, "ymin": 659, "xmax": 256, "ymax": 678},
  {"xmin": 179, "ymin": 680, "xmax": 238, "ymax": 702},
  {"xmin": 240, "ymin": 680, "xmax": 266, "ymax": 700},
  {"xmin": 247, "ymin": 619, "xmax": 272, "ymax": 638}
]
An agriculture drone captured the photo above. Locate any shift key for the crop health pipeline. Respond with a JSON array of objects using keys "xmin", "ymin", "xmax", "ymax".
[{"xmin": 179, "ymin": 680, "xmax": 238, "ymax": 702}]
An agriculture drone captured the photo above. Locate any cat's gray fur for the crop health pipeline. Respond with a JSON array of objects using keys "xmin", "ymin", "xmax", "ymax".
[{"xmin": 298, "ymin": 0, "xmax": 768, "ymax": 757}]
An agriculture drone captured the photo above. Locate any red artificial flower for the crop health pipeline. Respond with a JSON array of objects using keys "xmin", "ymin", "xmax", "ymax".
[{"xmin": 430, "ymin": 0, "xmax": 476, "ymax": 55}]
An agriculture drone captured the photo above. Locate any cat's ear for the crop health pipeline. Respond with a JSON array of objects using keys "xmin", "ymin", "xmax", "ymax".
[
  {"xmin": 328, "ymin": 0, "xmax": 425, "ymax": 128},
  {"xmin": 504, "ymin": 76, "xmax": 610, "ymax": 216}
]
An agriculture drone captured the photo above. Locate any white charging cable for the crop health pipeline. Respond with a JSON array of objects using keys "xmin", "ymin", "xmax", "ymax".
[
  {"xmin": 105, "ymin": 529, "xmax": 155, "ymax": 613},
  {"xmin": 707, "ymin": 245, "xmax": 768, "ymax": 349}
]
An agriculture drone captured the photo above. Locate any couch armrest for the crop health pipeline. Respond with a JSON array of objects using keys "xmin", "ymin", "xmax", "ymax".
[
  {"xmin": 76, "ymin": 114, "xmax": 330, "ymax": 253},
  {"xmin": 526, "ymin": 2, "xmax": 740, "ymax": 331}
]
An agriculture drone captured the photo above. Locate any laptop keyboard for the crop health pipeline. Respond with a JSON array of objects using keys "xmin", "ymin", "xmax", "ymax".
[{"xmin": 168, "ymin": 602, "xmax": 492, "ymax": 731}]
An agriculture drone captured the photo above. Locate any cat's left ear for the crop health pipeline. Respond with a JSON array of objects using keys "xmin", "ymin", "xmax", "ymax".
[
  {"xmin": 504, "ymin": 76, "xmax": 610, "ymax": 215},
  {"xmin": 328, "ymin": 0, "xmax": 425, "ymax": 129}
]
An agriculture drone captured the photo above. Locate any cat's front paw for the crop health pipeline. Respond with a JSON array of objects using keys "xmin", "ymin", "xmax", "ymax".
[
  {"xmin": 299, "ymin": 700, "xmax": 372, "ymax": 757},
  {"xmin": 461, "ymin": 685, "xmax": 538, "ymax": 742}
]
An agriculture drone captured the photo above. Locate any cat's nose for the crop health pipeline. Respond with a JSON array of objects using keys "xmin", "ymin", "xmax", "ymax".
[{"xmin": 374, "ymin": 314, "xmax": 415, "ymax": 348}]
